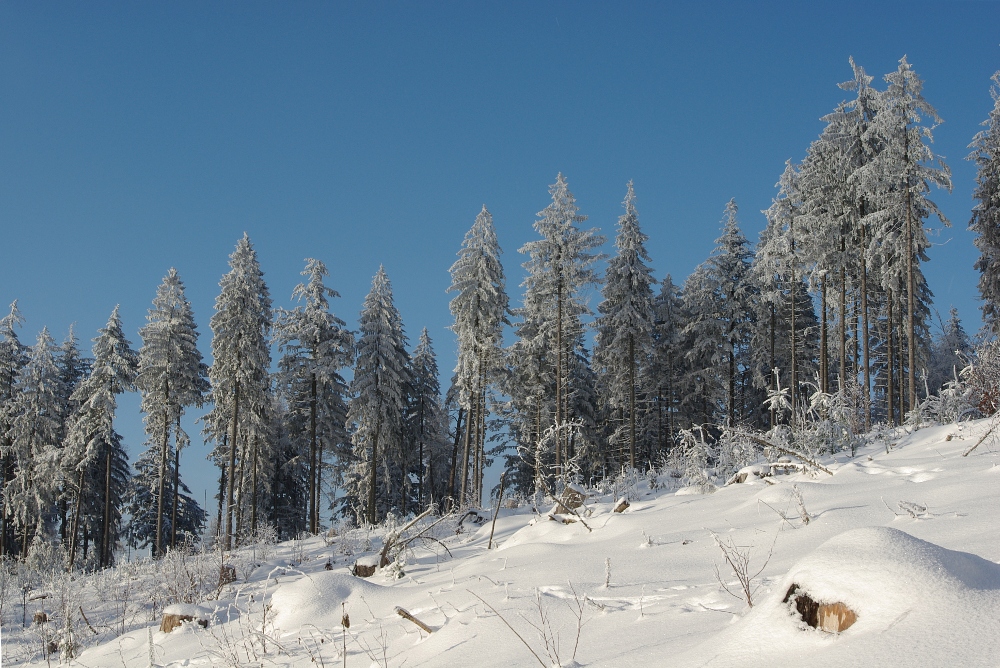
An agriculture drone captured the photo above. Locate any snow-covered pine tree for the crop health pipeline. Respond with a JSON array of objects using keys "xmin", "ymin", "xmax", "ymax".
[
  {"xmin": 680, "ymin": 263, "xmax": 726, "ymax": 427},
  {"xmin": 205, "ymin": 234, "xmax": 274, "ymax": 550},
  {"xmin": 862, "ymin": 56, "xmax": 951, "ymax": 412},
  {"xmin": 649, "ymin": 274, "xmax": 687, "ymax": 449},
  {"xmin": 687, "ymin": 200, "xmax": 756, "ymax": 427},
  {"xmin": 136, "ymin": 269, "xmax": 209, "ymax": 556},
  {"xmin": 406, "ymin": 329, "xmax": 450, "ymax": 509},
  {"xmin": 970, "ymin": 71, "xmax": 1000, "ymax": 335},
  {"xmin": 518, "ymin": 174, "xmax": 604, "ymax": 478},
  {"xmin": 125, "ymin": 443, "xmax": 206, "ymax": 552},
  {"xmin": 595, "ymin": 182, "xmax": 656, "ymax": 470},
  {"xmin": 0, "ymin": 302, "xmax": 29, "ymax": 557},
  {"xmin": 274, "ymin": 258, "xmax": 353, "ymax": 534},
  {"xmin": 5, "ymin": 328, "xmax": 64, "ymax": 559},
  {"xmin": 345, "ymin": 267, "xmax": 410, "ymax": 524},
  {"xmin": 927, "ymin": 307, "xmax": 974, "ymax": 394},
  {"xmin": 62, "ymin": 306, "xmax": 138, "ymax": 568},
  {"xmin": 447, "ymin": 205, "xmax": 509, "ymax": 507}
]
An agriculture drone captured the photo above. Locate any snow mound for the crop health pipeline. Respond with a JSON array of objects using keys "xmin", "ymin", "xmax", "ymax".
[
  {"xmin": 162, "ymin": 603, "xmax": 213, "ymax": 618},
  {"xmin": 269, "ymin": 570, "xmax": 401, "ymax": 631},
  {"xmin": 680, "ymin": 527, "xmax": 1000, "ymax": 667}
]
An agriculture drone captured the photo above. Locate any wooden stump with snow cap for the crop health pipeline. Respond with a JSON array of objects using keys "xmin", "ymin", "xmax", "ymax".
[
  {"xmin": 556, "ymin": 483, "xmax": 587, "ymax": 514},
  {"xmin": 783, "ymin": 585, "xmax": 857, "ymax": 633},
  {"xmin": 352, "ymin": 555, "xmax": 379, "ymax": 578},
  {"xmin": 160, "ymin": 604, "xmax": 211, "ymax": 633}
]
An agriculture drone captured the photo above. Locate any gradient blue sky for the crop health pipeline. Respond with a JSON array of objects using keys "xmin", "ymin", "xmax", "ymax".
[{"xmin": 1, "ymin": 2, "xmax": 996, "ymax": 519}]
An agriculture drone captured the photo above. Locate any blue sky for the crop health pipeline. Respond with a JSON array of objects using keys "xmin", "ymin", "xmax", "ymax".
[{"xmin": 1, "ymin": 2, "xmax": 996, "ymax": 519}]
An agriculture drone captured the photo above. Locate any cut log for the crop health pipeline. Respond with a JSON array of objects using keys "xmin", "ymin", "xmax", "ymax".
[
  {"xmin": 557, "ymin": 483, "xmax": 587, "ymax": 513},
  {"xmin": 613, "ymin": 497, "xmax": 630, "ymax": 513}
]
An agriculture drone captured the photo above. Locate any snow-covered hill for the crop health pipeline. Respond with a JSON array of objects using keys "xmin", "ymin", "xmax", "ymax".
[{"xmin": 7, "ymin": 420, "xmax": 1000, "ymax": 667}]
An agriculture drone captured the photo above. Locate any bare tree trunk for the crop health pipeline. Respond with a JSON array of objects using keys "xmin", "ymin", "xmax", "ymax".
[
  {"xmin": 155, "ymin": 379, "xmax": 170, "ymax": 558},
  {"xmin": 821, "ymin": 276, "xmax": 829, "ymax": 393},
  {"xmin": 367, "ymin": 420, "xmax": 381, "ymax": 525},
  {"xmin": 860, "ymin": 225, "xmax": 872, "ymax": 430},
  {"xmin": 309, "ymin": 372, "xmax": 317, "ymax": 534},
  {"xmin": 171, "ymin": 433, "xmax": 180, "ymax": 549},
  {"xmin": 885, "ymin": 288, "xmax": 896, "ymax": 425},
  {"xmin": 101, "ymin": 447, "xmax": 113, "ymax": 567},
  {"xmin": 555, "ymin": 279, "xmax": 563, "ymax": 472},
  {"xmin": 628, "ymin": 334, "xmax": 636, "ymax": 469},
  {"xmin": 447, "ymin": 407, "xmax": 463, "ymax": 505},
  {"xmin": 840, "ymin": 244, "xmax": 847, "ymax": 393},
  {"xmin": 906, "ymin": 179, "xmax": 917, "ymax": 412},
  {"xmin": 224, "ymin": 380, "xmax": 240, "ymax": 551},
  {"xmin": 68, "ymin": 468, "xmax": 85, "ymax": 568},
  {"xmin": 458, "ymin": 401, "xmax": 473, "ymax": 506}
]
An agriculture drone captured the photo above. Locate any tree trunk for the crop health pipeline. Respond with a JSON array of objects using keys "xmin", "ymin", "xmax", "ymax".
[
  {"xmin": 885, "ymin": 288, "xmax": 896, "ymax": 426},
  {"xmin": 906, "ymin": 173, "xmax": 917, "ymax": 412},
  {"xmin": 366, "ymin": 420, "xmax": 381, "ymax": 525},
  {"xmin": 447, "ymin": 407, "xmax": 463, "ymax": 506},
  {"xmin": 840, "ymin": 243, "xmax": 847, "ymax": 394},
  {"xmin": 555, "ymin": 278, "xmax": 563, "ymax": 472},
  {"xmin": 821, "ymin": 275, "xmax": 829, "ymax": 393},
  {"xmin": 309, "ymin": 372, "xmax": 318, "ymax": 534},
  {"xmin": 458, "ymin": 401, "xmax": 474, "ymax": 506},
  {"xmin": 860, "ymin": 224, "xmax": 872, "ymax": 430},
  {"xmin": 171, "ymin": 441, "xmax": 180, "ymax": 549},
  {"xmin": 155, "ymin": 379, "xmax": 170, "ymax": 558},
  {"xmin": 224, "ymin": 380, "xmax": 240, "ymax": 551},
  {"xmin": 628, "ymin": 334, "xmax": 636, "ymax": 469},
  {"xmin": 101, "ymin": 447, "xmax": 113, "ymax": 568},
  {"xmin": 68, "ymin": 468, "xmax": 85, "ymax": 568}
]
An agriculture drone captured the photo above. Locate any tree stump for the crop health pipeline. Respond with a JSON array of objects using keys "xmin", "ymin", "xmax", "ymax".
[
  {"xmin": 218, "ymin": 564, "xmax": 236, "ymax": 587},
  {"xmin": 33, "ymin": 611, "xmax": 47, "ymax": 625},
  {"xmin": 353, "ymin": 556, "xmax": 379, "ymax": 578},
  {"xmin": 783, "ymin": 585, "xmax": 857, "ymax": 633},
  {"xmin": 160, "ymin": 613, "xmax": 209, "ymax": 633},
  {"xmin": 613, "ymin": 497, "xmax": 630, "ymax": 513}
]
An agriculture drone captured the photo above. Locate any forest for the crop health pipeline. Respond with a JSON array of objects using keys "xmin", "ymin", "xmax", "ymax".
[{"xmin": 1, "ymin": 55, "xmax": 998, "ymax": 575}]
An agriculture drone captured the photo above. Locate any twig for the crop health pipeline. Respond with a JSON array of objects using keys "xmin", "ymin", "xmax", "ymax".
[
  {"xmin": 79, "ymin": 606, "xmax": 98, "ymax": 635},
  {"xmin": 395, "ymin": 606, "xmax": 433, "ymax": 634},
  {"xmin": 488, "ymin": 472, "xmax": 507, "ymax": 549},
  {"xmin": 963, "ymin": 413, "xmax": 999, "ymax": 456},
  {"xmin": 732, "ymin": 430, "xmax": 834, "ymax": 475},
  {"xmin": 466, "ymin": 589, "xmax": 547, "ymax": 668}
]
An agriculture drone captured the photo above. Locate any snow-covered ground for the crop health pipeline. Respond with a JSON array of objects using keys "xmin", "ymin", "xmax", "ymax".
[{"xmin": 5, "ymin": 420, "xmax": 1000, "ymax": 667}]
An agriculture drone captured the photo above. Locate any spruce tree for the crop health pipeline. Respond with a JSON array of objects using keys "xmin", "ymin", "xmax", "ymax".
[
  {"xmin": 205, "ymin": 234, "xmax": 273, "ymax": 549},
  {"xmin": 346, "ymin": 267, "xmax": 410, "ymax": 524},
  {"xmin": 406, "ymin": 329, "xmax": 449, "ymax": 509},
  {"xmin": 274, "ymin": 258, "xmax": 353, "ymax": 533},
  {"xmin": 62, "ymin": 306, "xmax": 138, "ymax": 568},
  {"xmin": 519, "ymin": 174, "xmax": 604, "ymax": 477},
  {"xmin": 0, "ymin": 302, "xmax": 28, "ymax": 557},
  {"xmin": 970, "ymin": 70, "xmax": 1000, "ymax": 335},
  {"xmin": 447, "ymin": 206, "xmax": 508, "ymax": 506},
  {"xmin": 595, "ymin": 182, "xmax": 656, "ymax": 469},
  {"xmin": 136, "ymin": 269, "xmax": 209, "ymax": 556},
  {"xmin": 6, "ymin": 328, "xmax": 64, "ymax": 559}
]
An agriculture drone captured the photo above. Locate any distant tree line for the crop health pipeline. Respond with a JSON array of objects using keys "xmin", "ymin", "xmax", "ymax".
[{"xmin": 0, "ymin": 57, "xmax": 997, "ymax": 568}]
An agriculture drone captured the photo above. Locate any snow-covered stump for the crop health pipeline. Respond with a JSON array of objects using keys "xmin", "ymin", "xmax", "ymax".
[
  {"xmin": 159, "ymin": 604, "xmax": 211, "ymax": 633},
  {"xmin": 556, "ymin": 483, "xmax": 587, "ymax": 514},
  {"xmin": 352, "ymin": 556, "xmax": 379, "ymax": 578},
  {"xmin": 783, "ymin": 585, "xmax": 858, "ymax": 633}
]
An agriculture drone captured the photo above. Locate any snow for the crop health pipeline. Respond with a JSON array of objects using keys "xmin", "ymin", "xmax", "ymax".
[
  {"xmin": 161, "ymin": 604, "xmax": 213, "ymax": 619},
  {"xmin": 8, "ymin": 420, "xmax": 1000, "ymax": 667}
]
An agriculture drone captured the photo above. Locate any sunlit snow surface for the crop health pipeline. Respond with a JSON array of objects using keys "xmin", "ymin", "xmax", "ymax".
[{"xmin": 8, "ymin": 421, "xmax": 1000, "ymax": 667}]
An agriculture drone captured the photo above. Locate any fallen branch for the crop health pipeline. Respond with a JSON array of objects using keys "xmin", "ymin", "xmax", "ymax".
[
  {"xmin": 732, "ymin": 430, "xmax": 833, "ymax": 475},
  {"xmin": 79, "ymin": 606, "xmax": 98, "ymax": 635},
  {"xmin": 467, "ymin": 590, "xmax": 547, "ymax": 668},
  {"xmin": 379, "ymin": 507, "xmax": 434, "ymax": 567},
  {"xmin": 963, "ymin": 413, "xmax": 1000, "ymax": 456},
  {"xmin": 395, "ymin": 606, "xmax": 433, "ymax": 634}
]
